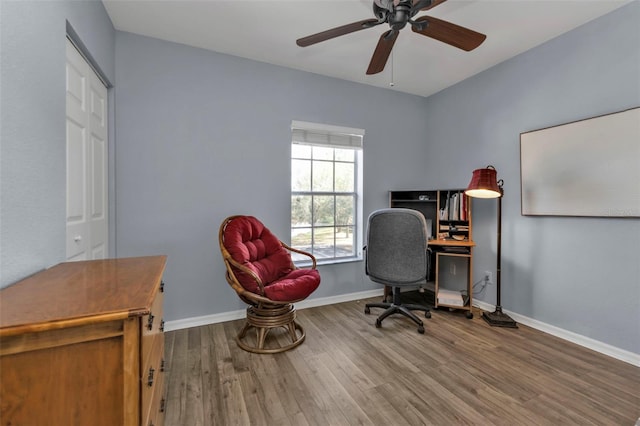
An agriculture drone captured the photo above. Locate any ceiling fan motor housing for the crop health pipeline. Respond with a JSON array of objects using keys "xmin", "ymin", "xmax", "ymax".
[
  {"xmin": 389, "ymin": 3, "xmax": 411, "ymax": 30},
  {"xmin": 373, "ymin": 0, "xmax": 414, "ymax": 31}
]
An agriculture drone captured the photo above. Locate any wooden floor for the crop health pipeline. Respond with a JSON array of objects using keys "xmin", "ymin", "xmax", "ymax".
[{"xmin": 163, "ymin": 295, "xmax": 640, "ymax": 425}]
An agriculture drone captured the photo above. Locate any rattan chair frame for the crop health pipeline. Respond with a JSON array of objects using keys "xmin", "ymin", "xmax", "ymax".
[{"xmin": 219, "ymin": 215, "xmax": 317, "ymax": 354}]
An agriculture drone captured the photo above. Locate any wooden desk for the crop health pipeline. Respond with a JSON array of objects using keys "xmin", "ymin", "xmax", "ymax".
[
  {"xmin": 0, "ymin": 256, "xmax": 167, "ymax": 426},
  {"xmin": 383, "ymin": 239, "xmax": 476, "ymax": 318},
  {"xmin": 430, "ymin": 239, "xmax": 475, "ymax": 318},
  {"xmin": 428, "ymin": 238, "xmax": 475, "ymax": 248}
]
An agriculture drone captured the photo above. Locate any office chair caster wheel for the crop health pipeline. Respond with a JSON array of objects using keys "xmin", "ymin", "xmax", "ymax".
[
  {"xmin": 425, "ymin": 311, "xmax": 431, "ymax": 319},
  {"xmin": 417, "ymin": 326, "xmax": 425, "ymax": 334},
  {"xmin": 466, "ymin": 311, "xmax": 473, "ymax": 319},
  {"xmin": 364, "ymin": 307, "xmax": 370, "ymax": 314},
  {"xmin": 375, "ymin": 319, "xmax": 382, "ymax": 328}
]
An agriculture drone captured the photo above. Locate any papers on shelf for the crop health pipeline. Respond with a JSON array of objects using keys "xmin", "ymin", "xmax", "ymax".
[{"xmin": 437, "ymin": 289, "xmax": 464, "ymax": 306}]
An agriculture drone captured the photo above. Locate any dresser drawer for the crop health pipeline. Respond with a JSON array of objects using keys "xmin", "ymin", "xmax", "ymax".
[
  {"xmin": 141, "ymin": 289, "xmax": 164, "ymax": 365},
  {"xmin": 141, "ymin": 331, "xmax": 164, "ymax": 424},
  {"xmin": 143, "ymin": 368, "xmax": 165, "ymax": 426}
]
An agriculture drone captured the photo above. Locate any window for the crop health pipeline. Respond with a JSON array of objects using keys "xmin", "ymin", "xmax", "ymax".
[{"xmin": 290, "ymin": 120, "xmax": 364, "ymax": 264}]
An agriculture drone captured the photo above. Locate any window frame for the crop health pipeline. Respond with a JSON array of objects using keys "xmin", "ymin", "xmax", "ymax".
[{"xmin": 290, "ymin": 120, "xmax": 364, "ymax": 266}]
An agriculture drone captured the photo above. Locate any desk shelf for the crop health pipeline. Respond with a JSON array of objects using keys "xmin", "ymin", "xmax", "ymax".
[{"xmin": 390, "ymin": 189, "xmax": 474, "ymax": 318}]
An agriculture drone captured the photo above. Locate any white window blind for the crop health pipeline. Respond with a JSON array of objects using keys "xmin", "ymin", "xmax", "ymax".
[{"xmin": 291, "ymin": 120, "xmax": 364, "ymax": 150}]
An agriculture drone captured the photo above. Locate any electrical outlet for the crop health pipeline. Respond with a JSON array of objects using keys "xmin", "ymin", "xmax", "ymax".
[{"xmin": 484, "ymin": 271, "xmax": 492, "ymax": 284}]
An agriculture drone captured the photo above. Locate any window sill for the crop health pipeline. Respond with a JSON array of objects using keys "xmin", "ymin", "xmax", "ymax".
[{"xmin": 295, "ymin": 256, "xmax": 363, "ymax": 268}]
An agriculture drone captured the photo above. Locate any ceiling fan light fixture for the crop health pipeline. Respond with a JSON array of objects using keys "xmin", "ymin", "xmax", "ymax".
[
  {"xmin": 373, "ymin": 0, "xmax": 392, "ymax": 10},
  {"xmin": 374, "ymin": 0, "xmax": 411, "ymax": 11}
]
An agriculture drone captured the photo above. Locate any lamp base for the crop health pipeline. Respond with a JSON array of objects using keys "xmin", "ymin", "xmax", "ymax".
[{"xmin": 482, "ymin": 307, "xmax": 518, "ymax": 328}]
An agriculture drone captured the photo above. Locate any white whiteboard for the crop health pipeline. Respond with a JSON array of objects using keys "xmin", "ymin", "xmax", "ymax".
[{"xmin": 520, "ymin": 107, "xmax": 640, "ymax": 217}]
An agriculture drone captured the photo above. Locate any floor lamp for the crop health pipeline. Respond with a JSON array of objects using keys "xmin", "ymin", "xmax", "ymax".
[{"xmin": 465, "ymin": 166, "xmax": 518, "ymax": 328}]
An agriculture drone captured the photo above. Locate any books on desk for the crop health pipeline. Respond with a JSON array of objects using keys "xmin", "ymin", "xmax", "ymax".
[{"xmin": 437, "ymin": 289, "xmax": 464, "ymax": 307}]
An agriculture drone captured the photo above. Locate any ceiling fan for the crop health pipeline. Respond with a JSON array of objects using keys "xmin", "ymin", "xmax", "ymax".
[{"xmin": 296, "ymin": 0, "xmax": 486, "ymax": 75}]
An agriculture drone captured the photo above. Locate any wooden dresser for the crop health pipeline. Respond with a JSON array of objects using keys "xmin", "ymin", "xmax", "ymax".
[{"xmin": 0, "ymin": 255, "xmax": 167, "ymax": 426}]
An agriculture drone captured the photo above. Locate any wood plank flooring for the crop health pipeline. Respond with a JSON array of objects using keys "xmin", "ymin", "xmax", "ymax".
[{"xmin": 163, "ymin": 295, "xmax": 640, "ymax": 425}]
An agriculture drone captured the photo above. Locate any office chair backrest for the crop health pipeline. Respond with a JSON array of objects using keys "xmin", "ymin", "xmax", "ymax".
[{"xmin": 365, "ymin": 208, "xmax": 428, "ymax": 285}]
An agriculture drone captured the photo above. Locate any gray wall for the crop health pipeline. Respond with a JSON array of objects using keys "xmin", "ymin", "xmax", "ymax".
[
  {"xmin": 0, "ymin": 0, "xmax": 115, "ymax": 286},
  {"xmin": 114, "ymin": 32, "xmax": 430, "ymax": 322},
  {"xmin": 421, "ymin": 2, "xmax": 640, "ymax": 353}
]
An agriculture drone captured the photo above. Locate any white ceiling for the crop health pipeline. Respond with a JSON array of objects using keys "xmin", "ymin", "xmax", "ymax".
[{"xmin": 102, "ymin": 0, "xmax": 631, "ymax": 98}]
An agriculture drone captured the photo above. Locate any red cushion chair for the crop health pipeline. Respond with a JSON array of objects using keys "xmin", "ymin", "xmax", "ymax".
[{"xmin": 219, "ymin": 215, "xmax": 320, "ymax": 353}]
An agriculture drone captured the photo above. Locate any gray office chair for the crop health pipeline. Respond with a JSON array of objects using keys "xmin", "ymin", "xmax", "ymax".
[{"xmin": 364, "ymin": 208, "xmax": 431, "ymax": 333}]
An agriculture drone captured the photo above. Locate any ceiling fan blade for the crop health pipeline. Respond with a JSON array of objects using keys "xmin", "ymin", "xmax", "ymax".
[
  {"xmin": 297, "ymin": 19, "xmax": 380, "ymax": 47},
  {"xmin": 413, "ymin": 0, "xmax": 447, "ymax": 12},
  {"xmin": 366, "ymin": 30, "xmax": 399, "ymax": 75},
  {"xmin": 412, "ymin": 15, "xmax": 486, "ymax": 51}
]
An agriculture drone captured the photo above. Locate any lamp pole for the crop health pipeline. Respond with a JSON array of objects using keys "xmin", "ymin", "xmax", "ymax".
[
  {"xmin": 495, "ymin": 185, "xmax": 504, "ymax": 314},
  {"xmin": 481, "ymin": 180, "xmax": 517, "ymax": 328}
]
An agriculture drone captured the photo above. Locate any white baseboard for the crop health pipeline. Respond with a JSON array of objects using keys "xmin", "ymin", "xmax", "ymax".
[
  {"xmin": 473, "ymin": 300, "xmax": 640, "ymax": 367},
  {"xmin": 295, "ymin": 288, "xmax": 384, "ymax": 310},
  {"xmin": 163, "ymin": 288, "xmax": 384, "ymax": 332},
  {"xmin": 165, "ymin": 290, "xmax": 639, "ymax": 367},
  {"xmin": 163, "ymin": 309, "xmax": 247, "ymax": 332}
]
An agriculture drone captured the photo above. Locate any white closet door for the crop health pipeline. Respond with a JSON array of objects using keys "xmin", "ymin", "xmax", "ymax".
[{"xmin": 66, "ymin": 39, "xmax": 108, "ymax": 261}]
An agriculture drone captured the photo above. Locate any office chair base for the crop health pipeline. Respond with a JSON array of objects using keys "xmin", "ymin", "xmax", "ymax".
[
  {"xmin": 377, "ymin": 318, "xmax": 424, "ymax": 334},
  {"xmin": 365, "ymin": 301, "xmax": 430, "ymax": 334}
]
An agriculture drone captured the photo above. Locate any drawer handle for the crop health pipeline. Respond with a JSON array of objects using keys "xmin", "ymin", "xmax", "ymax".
[
  {"xmin": 160, "ymin": 397, "xmax": 166, "ymax": 413},
  {"xmin": 159, "ymin": 319, "xmax": 165, "ymax": 332},
  {"xmin": 147, "ymin": 367, "xmax": 155, "ymax": 387},
  {"xmin": 147, "ymin": 313, "xmax": 155, "ymax": 330},
  {"xmin": 160, "ymin": 358, "xmax": 165, "ymax": 372},
  {"xmin": 160, "ymin": 280, "xmax": 165, "ymax": 292}
]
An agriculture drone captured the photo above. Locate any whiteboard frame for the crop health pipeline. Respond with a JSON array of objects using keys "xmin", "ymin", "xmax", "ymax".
[{"xmin": 520, "ymin": 107, "xmax": 640, "ymax": 217}]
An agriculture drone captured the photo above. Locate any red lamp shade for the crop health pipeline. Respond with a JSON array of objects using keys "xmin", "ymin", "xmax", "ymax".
[{"xmin": 465, "ymin": 166, "xmax": 502, "ymax": 198}]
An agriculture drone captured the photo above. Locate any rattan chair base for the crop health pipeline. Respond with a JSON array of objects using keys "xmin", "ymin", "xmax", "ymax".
[{"xmin": 236, "ymin": 303, "xmax": 306, "ymax": 354}]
